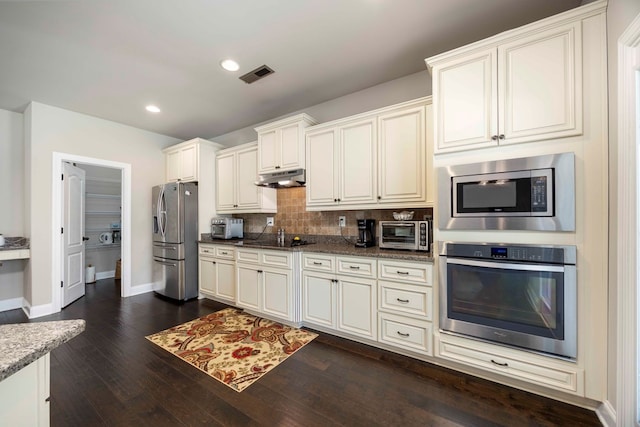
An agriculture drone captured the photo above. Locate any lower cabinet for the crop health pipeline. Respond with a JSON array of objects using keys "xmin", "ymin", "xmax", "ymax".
[
  {"xmin": 236, "ymin": 249, "xmax": 296, "ymax": 323},
  {"xmin": 198, "ymin": 244, "xmax": 236, "ymax": 304},
  {"xmin": 0, "ymin": 354, "xmax": 50, "ymax": 427}
]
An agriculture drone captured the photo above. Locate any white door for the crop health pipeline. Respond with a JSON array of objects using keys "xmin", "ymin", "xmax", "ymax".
[
  {"xmin": 305, "ymin": 128, "xmax": 338, "ymax": 207},
  {"xmin": 236, "ymin": 147, "xmax": 260, "ymax": 210},
  {"xmin": 216, "ymin": 152, "xmax": 236, "ymax": 211},
  {"xmin": 339, "ymin": 118, "xmax": 377, "ymax": 205},
  {"xmin": 62, "ymin": 162, "xmax": 86, "ymax": 308},
  {"xmin": 262, "ymin": 267, "xmax": 291, "ymax": 321}
]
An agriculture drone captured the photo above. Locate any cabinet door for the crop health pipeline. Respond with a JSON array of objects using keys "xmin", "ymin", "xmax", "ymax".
[
  {"xmin": 165, "ymin": 150, "xmax": 182, "ymax": 182},
  {"xmin": 216, "ymin": 152, "xmax": 236, "ymax": 211},
  {"xmin": 236, "ymin": 264, "xmax": 261, "ymax": 311},
  {"xmin": 262, "ymin": 267, "xmax": 292, "ymax": 321},
  {"xmin": 302, "ymin": 271, "xmax": 336, "ymax": 328},
  {"xmin": 180, "ymin": 144, "xmax": 198, "ymax": 182},
  {"xmin": 258, "ymin": 129, "xmax": 278, "ymax": 173},
  {"xmin": 377, "ymin": 106, "xmax": 427, "ymax": 204},
  {"xmin": 280, "ymin": 123, "xmax": 303, "ymax": 170},
  {"xmin": 337, "ymin": 276, "xmax": 377, "ymax": 340},
  {"xmin": 306, "ymin": 129, "xmax": 338, "ymax": 207},
  {"xmin": 339, "ymin": 119, "xmax": 377, "ymax": 205},
  {"xmin": 216, "ymin": 259, "xmax": 236, "ymax": 301},
  {"xmin": 198, "ymin": 257, "xmax": 216, "ymax": 294},
  {"xmin": 432, "ymin": 48, "xmax": 498, "ymax": 153},
  {"xmin": 498, "ymin": 21, "xmax": 582, "ymax": 144},
  {"xmin": 236, "ymin": 147, "xmax": 260, "ymax": 209}
]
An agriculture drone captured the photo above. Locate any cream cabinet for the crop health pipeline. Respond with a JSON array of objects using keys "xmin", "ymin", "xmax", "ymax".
[
  {"xmin": 0, "ymin": 354, "xmax": 50, "ymax": 427},
  {"xmin": 216, "ymin": 142, "xmax": 277, "ymax": 213},
  {"xmin": 198, "ymin": 244, "xmax": 236, "ymax": 303},
  {"xmin": 305, "ymin": 97, "xmax": 433, "ymax": 210},
  {"xmin": 427, "ymin": 21, "xmax": 582, "ymax": 153},
  {"xmin": 163, "ymin": 138, "xmax": 223, "ymax": 235},
  {"xmin": 236, "ymin": 249, "xmax": 297, "ymax": 323},
  {"xmin": 302, "ymin": 253, "xmax": 377, "ymax": 341},
  {"xmin": 377, "ymin": 259, "xmax": 433, "ymax": 356},
  {"xmin": 255, "ymin": 114, "xmax": 317, "ymax": 174}
]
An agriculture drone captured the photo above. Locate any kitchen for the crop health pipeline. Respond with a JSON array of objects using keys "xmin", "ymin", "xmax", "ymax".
[{"xmin": 0, "ymin": 0, "xmax": 638, "ymax": 425}]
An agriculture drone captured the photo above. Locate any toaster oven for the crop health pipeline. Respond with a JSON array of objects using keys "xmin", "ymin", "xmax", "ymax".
[{"xmin": 379, "ymin": 221, "xmax": 431, "ymax": 251}]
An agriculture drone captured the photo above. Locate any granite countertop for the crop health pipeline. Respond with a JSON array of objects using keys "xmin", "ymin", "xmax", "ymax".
[
  {"xmin": 0, "ymin": 237, "xmax": 30, "ymax": 251},
  {"xmin": 199, "ymin": 235, "xmax": 433, "ymax": 262},
  {"xmin": 0, "ymin": 319, "xmax": 85, "ymax": 382}
]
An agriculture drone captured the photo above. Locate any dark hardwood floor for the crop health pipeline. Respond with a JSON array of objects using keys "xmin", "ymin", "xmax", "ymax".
[{"xmin": 1, "ymin": 279, "xmax": 601, "ymax": 426}]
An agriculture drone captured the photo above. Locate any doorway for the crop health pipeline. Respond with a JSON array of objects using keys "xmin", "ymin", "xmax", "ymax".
[{"xmin": 52, "ymin": 152, "xmax": 132, "ymax": 312}]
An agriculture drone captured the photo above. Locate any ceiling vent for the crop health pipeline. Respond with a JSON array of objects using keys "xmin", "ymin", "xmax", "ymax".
[{"xmin": 239, "ymin": 65, "xmax": 275, "ymax": 84}]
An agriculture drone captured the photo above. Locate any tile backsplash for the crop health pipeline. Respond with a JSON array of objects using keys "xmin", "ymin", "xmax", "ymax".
[{"xmin": 234, "ymin": 187, "xmax": 432, "ymax": 237}]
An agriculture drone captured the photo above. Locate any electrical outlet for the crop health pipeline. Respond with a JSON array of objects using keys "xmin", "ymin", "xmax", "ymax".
[
  {"xmin": 266, "ymin": 217, "xmax": 274, "ymax": 226},
  {"xmin": 338, "ymin": 216, "xmax": 346, "ymax": 227}
]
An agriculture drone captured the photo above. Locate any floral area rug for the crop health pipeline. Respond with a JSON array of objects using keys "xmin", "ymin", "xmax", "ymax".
[{"xmin": 146, "ymin": 308, "xmax": 317, "ymax": 392}]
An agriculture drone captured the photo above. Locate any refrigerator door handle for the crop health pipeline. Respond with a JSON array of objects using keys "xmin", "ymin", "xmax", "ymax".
[
  {"xmin": 158, "ymin": 186, "xmax": 166, "ymax": 238},
  {"xmin": 154, "ymin": 258, "xmax": 177, "ymax": 267},
  {"xmin": 153, "ymin": 243, "xmax": 177, "ymax": 250}
]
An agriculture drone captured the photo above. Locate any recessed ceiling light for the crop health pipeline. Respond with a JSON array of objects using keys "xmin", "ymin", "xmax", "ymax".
[
  {"xmin": 220, "ymin": 59, "xmax": 240, "ymax": 72},
  {"xmin": 146, "ymin": 105, "xmax": 161, "ymax": 113}
]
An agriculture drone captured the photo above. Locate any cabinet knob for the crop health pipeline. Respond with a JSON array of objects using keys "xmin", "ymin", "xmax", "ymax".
[
  {"xmin": 337, "ymin": 198, "xmax": 341, "ymax": 202},
  {"xmin": 211, "ymin": 261, "xmax": 216, "ymax": 264},
  {"xmin": 491, "ymin": 135, "xmax": 498, "ymax": 141},
  {"xmin": 275, "ymin": 166, "xmax": 281, "ymax": 169},
  {"xmin": 377, "ymin": 196, "xmax": 381, "ymax": 200},
  {"xmin": 498, "ymin": 134, "xmax": 505, "ymax": 140},
  {"xmin": 334, "ymin": 199, "xmax": 338, "ymax": 202}
]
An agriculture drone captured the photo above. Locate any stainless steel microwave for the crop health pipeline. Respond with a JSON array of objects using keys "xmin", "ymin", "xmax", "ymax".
[
  {"xmin": 437, "ymin": 153, "xmax": 575, "ymax": 231},
  {"xmin": 379, "ymin": 221, "xmax": 431, "ymax": 251}
]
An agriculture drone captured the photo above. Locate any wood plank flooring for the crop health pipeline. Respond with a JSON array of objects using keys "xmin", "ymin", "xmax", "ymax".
[{"xmin": 0, "ymin": 279, "xmax": 601, "ymax": 426}]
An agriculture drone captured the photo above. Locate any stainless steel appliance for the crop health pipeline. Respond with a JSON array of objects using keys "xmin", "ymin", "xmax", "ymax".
[
  {"xmin": 437, "ymin": 152, "xmax": 575, "ymax": 231},
  {"xmin": 210, "ymin": 217, "xmax": 243, "ymax": 239},
  {"xmin": 355, "ymin": 219, "xmax": 375, "ymax": 248},
  {"xmin": 152, "ymin": 182, "xmax": 198, "ymax": 301},
  {"xmin": 439, "ymin": 241, "xmax": 577, "ymax": 359},
  {"xmin": 379, "ymin": 221, "xmax": 430, "ymax": 251},
  {"xmin": 255, "ymin": 168, "xmax": 306, "ymax": 188}
]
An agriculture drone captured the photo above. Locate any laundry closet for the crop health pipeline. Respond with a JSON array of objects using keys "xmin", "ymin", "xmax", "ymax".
[{"xmin": 79, "ymin": 164, "xmax": 121, "ymax": 281}]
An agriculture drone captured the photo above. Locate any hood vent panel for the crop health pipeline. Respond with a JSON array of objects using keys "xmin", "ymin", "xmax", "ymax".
[
  {"xmin": 256, "ymin": 168, "xmax": 305, "ymax": 188},
  {"xmin": 240, "ymin": 65, "xmax": 275, "ymax": 84}
]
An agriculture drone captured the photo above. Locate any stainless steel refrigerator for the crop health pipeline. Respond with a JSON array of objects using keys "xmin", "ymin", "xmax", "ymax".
[{"xmin": 152, "ymin": 182, "xmax": 198, "ymax": 300}]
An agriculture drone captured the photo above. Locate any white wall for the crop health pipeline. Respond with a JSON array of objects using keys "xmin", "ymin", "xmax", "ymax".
[
  {"xmin": 606, "ymin": 0, "xmax": 640, "ymax": 412},
  {"xmin": 211, "ymin": 70, "xmax": 431, "ymax": 146},
  {"xmin": 0, "ymin": 108, "xmax": 25, "ymax": 305},
  {"xmin": 24, "ymin": 102, "xmax": 180, "ymax": 309}
]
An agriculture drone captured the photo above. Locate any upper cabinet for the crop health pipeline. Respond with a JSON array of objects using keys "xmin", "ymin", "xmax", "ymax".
[
  {"xmin": 216, "ymin": 142, "xmax": 277, "ymax": 214},
  {"xmin": 427, "ymin": 21, "xmax": 582, "ymax": 154},
  {"xmin": 306, "ymin": 97, "xmax": 433, "ymax": 211},
  {"xmin": 255, "ymin": 114, "xmax": 318, "ymax": 174}
]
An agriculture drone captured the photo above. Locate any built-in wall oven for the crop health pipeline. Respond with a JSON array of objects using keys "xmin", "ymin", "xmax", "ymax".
[{"xmin": 439, "ymin": 241, "xmax": 577, "ymax": 359}]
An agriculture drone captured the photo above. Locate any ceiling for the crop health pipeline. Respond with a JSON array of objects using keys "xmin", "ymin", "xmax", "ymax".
[{"xmin": 0, "ymin": 0, "xmax": 583, "ymax": 141}]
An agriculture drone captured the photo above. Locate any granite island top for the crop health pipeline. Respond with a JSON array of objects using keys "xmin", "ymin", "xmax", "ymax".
[
  {"xmin": 199, "ymin": 234, "xmax": 434, "ymax": 263},
  {"xmin": 0, "ymin": 319, "xmax": 85, "ymax": 381}
]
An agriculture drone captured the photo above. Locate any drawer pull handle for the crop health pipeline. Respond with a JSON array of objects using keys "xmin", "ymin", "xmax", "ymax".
[
  {"xmin": 491, "ymin": 359, "xmax": 509, "ymax": 367},
  {"xmin": 396, "ymin": 298, "xmax": 409, "ymax": 303},
  {"xmin": 211, "ymin": 261, "xmax": 216, "ymax": 265},
  {"xmin": 349, "ymin": 266, "xmax": 360, "ymax": 270},
  {"xmin": 203, "ymin": 249, "xmax": 210, "ymax": 253},
  {"xmin": 313, "ymin": 262, "xmax": 322, "ymax": 265},
  {"xmin": 397, "ymin": 271, "xmax": 409, "ymax": 275},
  {"xmin": 221, "ymin": 251, "xmax": 228, "ymax": 255},
  {"xmin": 397, "ymin": 331, "xmax": 410, "ymax": 337}
]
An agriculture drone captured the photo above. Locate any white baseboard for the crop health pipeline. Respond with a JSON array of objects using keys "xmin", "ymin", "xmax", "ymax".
[
  {"xmin": 95, "ymin": 270, "xmax": 115, "ymax": 281},
  {"xmin": 596, "ymin": 400, "xmax": 616, "ymax": 427},
  {"xmin": 127, "ymin": 281, "xmax": 157, "ymax": 297},
  {"xmin": 22, "ymin": 300, "xmax": 55, "ymax": 319},
  {"xmin": 0, "ymin": 297, "xmax": 24, "ymax": 312}
]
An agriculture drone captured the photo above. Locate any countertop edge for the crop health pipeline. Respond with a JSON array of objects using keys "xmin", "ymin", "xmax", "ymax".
[{"xmin": 0, "ymin": 319, "xmax": 86, "ymax": 382}]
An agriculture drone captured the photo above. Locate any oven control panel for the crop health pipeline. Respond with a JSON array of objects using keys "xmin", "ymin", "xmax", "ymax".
[{"xmin": 443, "ymin": 242, "xmax": 572, "ymax": 264}]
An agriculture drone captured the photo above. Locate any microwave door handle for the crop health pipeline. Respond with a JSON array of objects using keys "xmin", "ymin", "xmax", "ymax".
[{"xmin": 447, "ymin": 258, "xmax": 565, "ymax": 273}]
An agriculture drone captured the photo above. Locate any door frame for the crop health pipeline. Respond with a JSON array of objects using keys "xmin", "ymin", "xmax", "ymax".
[
  {"xmin": 52, "ymin": 152, "xmax": 132, "ymax": 312},
  {"xmin": 615, "ymin": 12, "xmax": 640, "ymax": 427}
]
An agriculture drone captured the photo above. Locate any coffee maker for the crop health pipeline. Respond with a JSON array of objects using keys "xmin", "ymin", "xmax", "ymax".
[{"xmin": 355, "ymin": 219, "xmax": 376, "ymax": 248}]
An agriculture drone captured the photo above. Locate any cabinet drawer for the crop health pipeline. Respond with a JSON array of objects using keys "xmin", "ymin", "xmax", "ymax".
[
  {"xmin": 378, "ymin": 260, "xmax": 432, "ymax": 285},
  {"xmin": 215, "ymin": 246, "xmax": 235, "ymax": 259},
  {"xmin": 260, "ymin": 250, "xmax": 292, "ymax": 268},
  {"xmin": 336, "ymin": 256, "xmax": 376, "ymax": 278},
  {"xmin": 437, "ymin": 335, "xmax": 583, "ymax": 394},
  {"xmin": 378, "ymin": 281, "xmax": 432, "ymax": 320},
  {"xmin": 236, "ymin": 249, "xmax": 260, "ymax": 264},
  {"xmin": 199, "ymin": 245, "xmax": 216, "ymax": 256},
  {"xmin": 302, "ymin": 253, "xmax": 335, "ymax": 272},
  {"xmin": 379, "ymin": 313, "xmax": 432, "ymax": 355}
]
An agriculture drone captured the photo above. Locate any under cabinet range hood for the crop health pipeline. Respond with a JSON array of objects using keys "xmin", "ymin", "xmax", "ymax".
[{"xmin": 255, "ymin": 168, "xmax": 306, "ymax": 188}]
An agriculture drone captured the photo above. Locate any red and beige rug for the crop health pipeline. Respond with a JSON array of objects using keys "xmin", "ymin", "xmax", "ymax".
[{"xmin": 146, "ymin": 308, "xmax": 317, "ymax": 392}]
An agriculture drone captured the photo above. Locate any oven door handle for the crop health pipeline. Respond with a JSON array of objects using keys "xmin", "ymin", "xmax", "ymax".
[{"xmin": 446, "ymin": 258, "xmax": 565, "ymax": 273}]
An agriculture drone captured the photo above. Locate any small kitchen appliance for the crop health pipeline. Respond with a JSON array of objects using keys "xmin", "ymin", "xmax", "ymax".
[
  {"xmin": 379, "ymin": 220, "xmax": 430, "ymax": 251},
  {"xmin": 210, "ymin": 218, "xmax": 243, "ymax": 239},
  {"xmin": 355, "ymin": 219, "xmax": 376, "ymax": 248}
]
